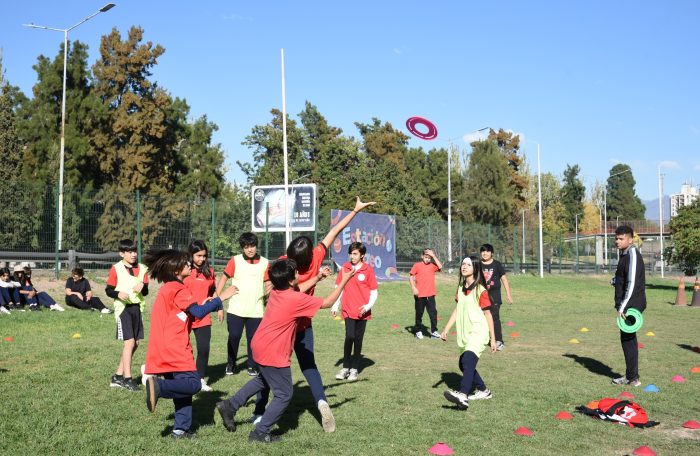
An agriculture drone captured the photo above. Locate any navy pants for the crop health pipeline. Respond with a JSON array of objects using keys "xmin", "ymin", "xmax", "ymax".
[
  {"xmin": 459, "ymin": 351, "xmax": 486, "ymax": 394},
  {"xmin": 227, "ymin": 314, "xmax": 261, "ymax": 369},
  {"xmin": 343, "ymin": 319, "xmax": 368, "ymax": 370},
  {"xmin": 156, "ymin": 371, "xmax": 201, "ymax": 432},
  {"xmin": 0, "ymin": 287, "xmax": 20, "ymax": 306},
  {"xmin": 193, "ymin": 326, "xmax": 211, "ymax": 378},
  {"xmin": 226, "ymin": 365, "xmax": 292, "ymax": 435},
  {"xmin": 414, "ymin": 296, "xmax": 438, "ymax": 333},
  {"xmin": 22, "ymin": 289, "xmax": 56, "ymax": 308},
  {"xmin": 294, "ymin": 326, "xmax": 327, "ymax": 403}
]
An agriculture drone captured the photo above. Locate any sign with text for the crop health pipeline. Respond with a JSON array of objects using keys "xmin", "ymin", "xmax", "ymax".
[
  {"xmin": 329, "ymin": 210, "xmax": 401, "ymax": 281},
  {"xmin": 251, "ymin": 184, "xmax": 317, "ymax": 232}
]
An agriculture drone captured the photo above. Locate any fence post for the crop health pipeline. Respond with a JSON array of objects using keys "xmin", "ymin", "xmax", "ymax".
[
  {"xmin": 459, "ymin": 220, "xmax": 463, "ymax": 259},
  {"xmin": 136, "ymin": 190, "xmax": 142, "ymax": 263},
  {"xmin": 428, "ymin": 219, "xmax": 432, "ymax": 247},
  {"xmin": 265, "ymin": 202, "xmax": 269, "ymax": 258},
  {"xmin": 210, "ymin": 198, "xmax": 217, "ymax": 266},
  {"xmin": 559, "ymin": 233, "xmax": 563, "ymax": 273},
  {"xmin": 513, "ymin": 226, "xmax": 519, "ymax": 273},
  {"xmin": 54, "ymin": 182, "xmax": 60, "ymax": 279}
]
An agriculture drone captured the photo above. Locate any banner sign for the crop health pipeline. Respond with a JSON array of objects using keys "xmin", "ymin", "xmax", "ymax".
[
  {"xmin": 329, "ymin": 210, "xmax": 401, "ymax": 281},
  {"xmin": 251, "ymin": 184, "xmax": 316, "ymax": 232}
]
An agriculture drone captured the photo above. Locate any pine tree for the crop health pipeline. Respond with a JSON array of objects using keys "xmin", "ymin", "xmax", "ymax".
[
  {"xmin": 605, "ymin": 164, "xmax": 646, "ymax": 220},
  {"xmin": 487, "ymin": 128, "xmax": 529, "ymax": 213},
  {"xmin": 561, "ymin": 164, "xmax": 586, "ymax": 231}
]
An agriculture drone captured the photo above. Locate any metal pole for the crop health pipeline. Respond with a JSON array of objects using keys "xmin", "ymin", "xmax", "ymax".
[
  {"xmin": 265, "ymin": 202, "xmax": 270, "ymax": 258},
  {"xmin": 54, "ymin": 182, "xmax": 60, "ymax": 279},
  {"xmin": 522, "ymin": 209, "xmax": 526, "ymax": 267},
  {"xmin": 658, "ymin": 166, "xmax": 664, "ymax": 278},
  {"xmin": 210, "ymin": 198, "xmax": 217, "ymax": 267},
  {"xmin": 281, "ymin": 48, "xmax": 291, "ymax": 247},
  {"xmin": 537, "ymin": 144, "xmax": 544, "ymax": 278},
  {"xmin": 575, "ymin": 213, "xmax": 580, "ymax": 273},
  {"xmin": 603, "ymin": 187, "xmax": 608, "ymax": 267},
  {"xmin": 447, "ymin": 144, "xmax": 452, "ymax": 262},
  {"xmin": 136, "ymin": 190, "xmax": 142, "ymax": 263}
]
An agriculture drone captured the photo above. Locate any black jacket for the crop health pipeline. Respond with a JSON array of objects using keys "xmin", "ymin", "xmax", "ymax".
[{"xmin": 613, "ymin": 245, "xmax": 646, "ymax": 313}]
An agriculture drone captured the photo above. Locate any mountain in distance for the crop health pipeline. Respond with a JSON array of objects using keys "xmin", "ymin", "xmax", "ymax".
[{"xmin": 643, "ymin": 195, "xmax": 670, "ymax": 221}]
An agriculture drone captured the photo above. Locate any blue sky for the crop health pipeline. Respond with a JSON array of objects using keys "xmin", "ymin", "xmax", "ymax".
[{"xmin": 2, "ymin": 0, "xmax": 698, "ymax": 203}]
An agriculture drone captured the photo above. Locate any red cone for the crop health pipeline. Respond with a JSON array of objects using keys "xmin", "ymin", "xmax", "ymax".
[
  {"xmin": 682, "ymin": 420, "xmax": 700, "ymax": 429},
  {"xmin": 428, "ymin": 442, "xmax": 454, "ymax": 455},
  {"xmin": 632, "ymin": 445, "xmax": 656, "ymax": 456},
  {"xmin": 619, "ymin": 391, "xmax": 635, "ymax": 399},
  {"xmin": 675, "ymin": 276, "xmax": 686, "ymax": 305},
  {"xmin": 514, "ymin": 426, "xmax": 534, "ymax": 436},
  {"xmin": 555, "ymin": 411, "xmax": 573, "ymax": 420},
  {"xmin": 692, "ymin": 277, "xmax": 700, "ymax": 307},
  {"xmin": 3, "ymin": 337, "xmax": 12, "ymax": 342},
  {"xmin": 637, "ymin": 342, "xmax": 645, "ymax": 349},
  {"xmin": 391, "ymin": 324, "xmax": 399, "ymax": 329}
]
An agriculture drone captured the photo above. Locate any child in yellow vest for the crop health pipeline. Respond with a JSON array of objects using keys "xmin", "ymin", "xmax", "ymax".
[{"xmin": 105, "ymin": 239, "xmax": 149, "ymax": 391}]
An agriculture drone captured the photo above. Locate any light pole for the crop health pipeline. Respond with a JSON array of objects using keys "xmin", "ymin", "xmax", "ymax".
[
  {"xmin": 603, "ymin": 167, "xmax": 632, "ymax": 267},
  {"xmin": 23, "ymin": 3, "xmax": 116, "ymax": 251},
  {"xmin": 575, "ymin": 212, "xmax": 582, "ymax": 273},
  {"xmin": 658, "ymin": 165, "xmax": 664, "ymax": 278},
  {"xmin": 521, "ymin": 209, "xmax": 526, "ymax": 271}
]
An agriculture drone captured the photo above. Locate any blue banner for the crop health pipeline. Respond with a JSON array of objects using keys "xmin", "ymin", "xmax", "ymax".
[{"xmin": 329, "ymin": 210, "xmax": 401, "ymax": 281}]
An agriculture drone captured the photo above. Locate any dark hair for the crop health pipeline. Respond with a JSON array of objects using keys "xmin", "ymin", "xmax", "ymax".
[
  {"xmin": 239, "ymin": 232, "xmax": 259, "ymax": 248},
  {"xmin": 71, "ymin": 267, "xmax": 84, "ymax": 277},
  {"xmin": 348, "ymin": 242, "xmax": 366, "ymax": 256},
  {"xmin": 615, "ymin": 225, "xmax": 634, "ymax": 237},
  {"xmin": 119, "ymin": 239, "xmax": 138, "ymax": 252},
  {"xmin": 287, "ymin": 236, "xmax": 314, "ymax": 272},
  {"xmin": 458, "ymin": 256, "xmax": 487, "ymax": 293},
  {"xmin": 269, "ymin": 259, "xmax": 297, "ymax": 290},
  {"xmin": 189, "ymin": 240, "xmax": 212, "ymax": 279},
  {"xmin": 143, "ymin": 249, "xmax": 189, "ymax": 283},
  {"xmin": 0, "ymin": 267, "xmax": 10, "ymax": 276},
  {"xmin": 479, "ymin": 243, "xmax": 494, "ymax": 253}
]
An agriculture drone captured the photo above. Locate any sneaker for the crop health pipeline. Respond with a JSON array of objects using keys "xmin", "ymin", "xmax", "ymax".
[
  {"xmin": 629, "ymin": 379, "xmax": 642, "ymax": 387},
  {"xmin": 123, "ymin": 377, "xmax": 140, "ymax": 391},
  {"xmin": 140, "ymin": 364, "xmax": 153, "ymax": 386},
  {"xmin": 216, "ymin": 400, "xmax": 237, "ymax": 432},
  {"xmin": 110, "ymin": 374, "xmax": 125, "ymax": 388},
  {"xmin": 247, "ymin": 367, "xmax": 260, "ymax": 377},
  {"xmin": 467, "ymin": 388, "xmax": 493, "ymax": 400},
  {"xmin": 171, "ymin": 430, "xmax": 196, "ymax": 439},
  {"xmin": 431, "ymin": 331, "xmax": 441, "ymax": 339},
  {"xmin": 443, "ymin": 389, "xmax": 470, "ymax": 410},
  {"xmin": 100, "ymin": 308, "xmax": 113, "ymax": 314},
  {"xmin": 225, "ymin": 364, "xmax": 234, "ymax": 376},
  {"xmin": 347, "ymin": 368, "xmax": 358, "ymax": 381},
  {"xmin": 249, "ymin": 414, "xmax": 263, "ymax": 425},
  {"xmin": 0, "ymin": 306, "xmax": 10, "ymax": 315},
  {"xmin": 146, "ymin": 376, "xmax": 160, "ymax": 412},
  {"xmin": 415, "ymin": 331, "xmax": 424, "ymax": 340},
  {"xmin": 496, "ymin": 341, "xmax": 505, "ymax": 351},
  {"xmin": 248, "ymin": 428, "xmax": 281, "ymax": 443},
  {"xmin": 200, "ymin": 378, "xmax": 213, "ymax": 392},
  {"xmin": 29, "ymin": 304, "xmax": 41, "ymax": 312},
  {"xmin": 335, "ymin": 368, "xmax": 350, "ymax": 380},
  {"xmin": 317, "ymin": 400, "xmax": 336, "ymax": 433},
  {"xmin": 50, "ymin": 303, "xmax": 65, "ymax": 311}
]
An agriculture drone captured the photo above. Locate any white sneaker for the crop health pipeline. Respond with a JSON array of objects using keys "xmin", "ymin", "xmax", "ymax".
[
  {"xmin": 140, "ymin": 364, "xmax": 153, "ymax": 386},
  {"xmin": 50, "ymin": 304, "xmax": 65, "ymax": 312},
  {"xmin": 347, "ymin": 369, "xmax": 358, "ymax": 381},
  {"xmin": 444, "ymin": 389, "xmax": 469, "ymax": 409},
  {"xmin": 317, "ymin": 400, "xmax": 336, "ymax": 433},
  {"xmin": 200, "ymin": 378, "xmax": 213, "ymax": 392},
  {"xmin": 430, "ymin": 331, "xmax": 441, "ymax": 339},
  {"xmin": 0, "ymin": 306, "xmax": 10, "ymax": 315},
  {"xmin": 100, "ymin": 308, "xmax": 112, "ymax": 314},
  {"xmin": 335, "ymin": 368, "xmax": 350, "ymax": 380},
  {"xmin": 496, "ymin": 341, "xmax": 505, "ymax": 351},
  {"xmin": 415, "ymin": 331, "xmax": 424, "ymax": 340},
  {"xmin": 467, "ymin": 388, "xmax": 493, "ymax": 400},
  {"xmin": 249, "ymin": 414, "xmax": 262, "ymax": 425}
]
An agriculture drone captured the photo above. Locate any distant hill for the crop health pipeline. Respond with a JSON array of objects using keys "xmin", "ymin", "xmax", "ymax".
[{"xmin": 643, "ymin": 196, "xmax": 670, "ymax": 221}]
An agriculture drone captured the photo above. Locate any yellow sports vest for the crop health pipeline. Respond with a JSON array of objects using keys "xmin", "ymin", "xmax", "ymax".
[
  {"xmin": 113, "ymin": 262, "xmax": 147, "ymax": 318},
  {"xmin": 227, "ymin": 255, "xmax": 268, "ymax": 318},
  {"xmin": 456, "ymin": 284, "xmax": 490, "ymax": 358}
]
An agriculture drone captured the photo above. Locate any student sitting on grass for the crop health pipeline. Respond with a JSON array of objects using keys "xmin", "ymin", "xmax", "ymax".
[
  {"xmin": 0, "ymin": 267, "xmax": 22, "ymax": 313},
  {"xmin": 19, "ymin": 266, "xmax": 64, "ymax": 312},
  {"xmin": 216, "ymin": 259, "xmax": 353, "ymax": 444},
  {"xmin": 142, "ymin": 249, "xmax": 238, "ymax": 439},
  {"xmin": 65, "ymin": 267, "xmax": 111, "ymax": 313}
]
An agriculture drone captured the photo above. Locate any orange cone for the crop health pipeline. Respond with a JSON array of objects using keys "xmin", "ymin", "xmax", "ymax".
[
  {"xmin": 675, "ymin": 276, "xmax": 686, "ymax": 306},
  {"xmin": 692, "ymin": 277, "xmax": 700, "ymax": 307}
]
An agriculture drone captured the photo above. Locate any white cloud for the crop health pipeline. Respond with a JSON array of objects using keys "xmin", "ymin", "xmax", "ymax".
[
  {"xmin": 462, "ymin": 130, "xmax": 488, "ymax": 144},
  {"xmin": 658, "ymin": 160, "xmax": 681, "ymax": 170}
]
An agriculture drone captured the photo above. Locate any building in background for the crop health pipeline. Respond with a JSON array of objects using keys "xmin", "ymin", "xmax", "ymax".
[{"xmin": 670, "ymin": 182, "xmax": 699, "ymax": 218}]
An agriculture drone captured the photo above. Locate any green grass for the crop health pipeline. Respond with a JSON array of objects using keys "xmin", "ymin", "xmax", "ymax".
[{"xmin": 1, "ymin": 273, "xmax": 699, "ymax": 455}]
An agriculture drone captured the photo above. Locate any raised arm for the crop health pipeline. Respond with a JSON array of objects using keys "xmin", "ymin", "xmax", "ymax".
[
  {"xmin": 321, "ymin": 197, "xmax": 376, "ymax": 249},
  {"xmin": 320, "ymin": 269, "xmax": 355, "ymax": 308},
  {"xmin": 426, "ymin": 249, "xmax": 443, "ymax": 270}
]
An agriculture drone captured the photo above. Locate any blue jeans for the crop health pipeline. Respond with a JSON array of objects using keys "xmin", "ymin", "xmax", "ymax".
[
  {"xmin": 294, "ymin": 326, "xmax": 327, "ymax": 403},
  {"xmin": 23, "ymin": 290, "xmax": 56, "ymax": 308},
  {"xmin": 156, "ymin": 371, "xmax": 201, "ymax": 432}
]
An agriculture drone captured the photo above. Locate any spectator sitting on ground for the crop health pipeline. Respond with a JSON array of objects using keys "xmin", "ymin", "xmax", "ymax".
[
  {"xmin": 65, "ymin": 267, "xmax": 112, "ymax": 314},
  {"xmin": 19, "ymin": 266, "xmax": 64, "ymax": 312}
]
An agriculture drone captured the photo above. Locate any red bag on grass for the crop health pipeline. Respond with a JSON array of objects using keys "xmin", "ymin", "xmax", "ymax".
[{"xmin": 575, "ymin": 398, "xmax": 658, "ymax": 428}]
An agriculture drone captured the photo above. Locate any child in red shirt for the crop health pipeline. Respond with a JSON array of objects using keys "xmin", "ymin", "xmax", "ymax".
[
  {"xmin": 332, "ymin": 242, "xmax": 378, "ymax": 381},
  {"xmin": 142, "ymin": 249, "xmax": 237, "ymax": 439},
  {"xmin": 216, "ymin": 259, "xmax": 353, "ymax": 444},
  {"xmin": 409, "ymin": 248, "xmax": 443, "ymax": 339}
]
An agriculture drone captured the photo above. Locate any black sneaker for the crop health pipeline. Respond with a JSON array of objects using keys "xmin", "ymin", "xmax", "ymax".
[
  {"xmin": 29, "ymin": 304, "xmax": 41, "ymax": 312},
  {"xmin": 171, "ymin": 430, "xmax": 196, "ymax": 439},
  {"xmin": 247, "ymin": 367, "xmax": 260, "ymax": 377},
  {"xmin": 110, "ymin": 375, "xmax": 125, "ymax": 388},
  {"xmin": 216, "ymin": 400, "xmax": 237, "ymax": 432},
  {"xmin": 123, "ymin": 377, "xmax": 140, "ymax": 391},
  {"xmin": 248, "ymin": 428, "xmax": 280, "ymax": 443},
  {"xmin": 146, "ymin": 376, "xmax": 160, "ymax": 412},
  {"xmin": 225, "ymin": 364, "xmax": 234, "ymax": 376}
]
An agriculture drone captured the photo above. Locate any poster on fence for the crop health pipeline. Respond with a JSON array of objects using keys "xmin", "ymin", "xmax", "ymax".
[
  {"xmin": 329, "ymin": 210, "xmax": 401, "ymax": 281},
  {"xmin": 251, "ymin": 184, "xmax": 316, "ymax": 232}
]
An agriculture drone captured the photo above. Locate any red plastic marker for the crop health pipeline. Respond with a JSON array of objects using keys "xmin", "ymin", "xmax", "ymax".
[
  {"xmin": 3, "ymin": 337, "xmax": 12, "ymax": 342},
  {"xmin": 506, "ymin": 321, "xmax": 515, "ymax": 326},
  {"xmin": 682, "ymin": 420, "xmax": 700, "ymax": 429},
  {"xmin": 428, "ymin": 442, "xmax": 454, "ymax": 455},
  {"xmin": 672, "ymin": 375, "xmax": 685, "ymax": 383},
  {"xmin": 619, "ymin": 391, "xmax": 635, "ymax": 399},
  {"xmin": 510, "ymin": 332, "xmax": 520, "ymax": 338},
  {"xmin": 555, "ymin": 411, "xmax": 573, "ymax": 420},
  {"xmin": 513, "ymin": 426, "xmax": 534, "ymax": 436},
  {"xmin": 632, "ymin": 445, "xmax": 656, "ymax": 456},
  {"xmin": 637, "ymin": 342, "xmax": 645, "ymax": 349},
  {"xmin": 391, "ymin": 324, "xmax": 399, "ymax": 329}
]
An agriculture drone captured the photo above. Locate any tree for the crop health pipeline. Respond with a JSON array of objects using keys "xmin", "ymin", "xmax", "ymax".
[
  {"xmin": 579, "ymin": 202, "xmax": 601, "ymax": 233},
  {"xmin": 354, "ymin": 118, "xmax": 410, "ymax": 172},
  {"xmin": 605, "ymin": 164, "xmax": 646, "ymax": 220},
  {"xmin": 561, "ymin": 164, "xmax": 586, "ymax": 231},
  {"xmin": 458, "ymin": 140, "xmax": 513, "ymax": 226},
  {"xmin": 667, "ymin": 199, "xmax": 700, "ymax": 275},
  {"xmin": 176, "ymin": 113, "xmax": 226, "ymax": 202},
  {"xmin": 487, "ymin": 128, "xmax": 529, "ymax": 213}
]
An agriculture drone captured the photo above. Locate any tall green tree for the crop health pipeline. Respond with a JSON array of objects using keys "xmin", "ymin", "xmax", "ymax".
[
  {"xmin": 176, "ymin": 113, "xmax": 226, "ymax": 201},
  {"xmin": 355, "ymin": 118, "xmax": 410, "ymax": 172},
  {"xmin": 561, "ymin": 164, "xmax": 586, "ymax": 231},
  {"xmin": 605, "ymin": 164, "xmax": 646, "ymax": 220},
  {"xmin": 667, "ymin": 199, "xmax": 700, "ymax": 275},
  {"xmin": 488, "ymin": 128, "xmax": 529, "ymax": 213}
]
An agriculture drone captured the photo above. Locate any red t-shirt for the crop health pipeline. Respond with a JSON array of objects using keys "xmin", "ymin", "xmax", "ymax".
[
  {"xmin": 144, "ymin": 280, "xmax": 197, "ymax": 374},
  {"xmin": 250, "ymin": 288, "xmax": 323, "ymax": 368},
  {"xmin": 455, "ymin": 287, "xmax": 492, "ymax": 310},
  {"xmin": 335, "ymin": 261, "xmax": 377, "ymax": 320},
  {"xmin": 106, "ymin": 263, "xmax": 149, "ymax": 287},
  {"xmin": 409, "ymin": 261, "xmax": 440, "ymax": 297},
  {"xmin": 223, "ymin": 254, "xmax": 270, "ymax": 281},
  {"xmin": 183, "ymin": 267, "xmax": 216, "ymax": 329},
  {"xmin": 280, "ymin": 243, "xmax": 327, "ymax": 332}
]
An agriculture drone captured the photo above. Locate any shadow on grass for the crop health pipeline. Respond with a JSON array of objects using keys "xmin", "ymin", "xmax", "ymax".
[
  {"xmin": 332, "ymin": 356, "xmax": 376, "ymax": 372},
  {"xmin": 431, "ymin": 372, "xmax": 462, "ymax": 391},
  {"xmin": 677, "ymin": 343, "xmax": 700, "ymax": 354},
  {"xmin": 563, "ymin": 354, "xmax": 621, "ymax": 379},
  {"xmin": 645, "ymin": 282, "xmax": 686, "ymax": 291},
  {"xmin": 0, "ymin": 368, "xmax": 7, "ymax": 373},
  {"xmin": 206, "ymin": 357, "xmax": 248, "ymax": 384}
]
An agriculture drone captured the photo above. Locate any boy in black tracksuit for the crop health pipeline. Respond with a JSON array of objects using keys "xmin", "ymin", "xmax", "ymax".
[{"xmin": 611, "ymin": 225, "xmax": 646, "ymax": 387}]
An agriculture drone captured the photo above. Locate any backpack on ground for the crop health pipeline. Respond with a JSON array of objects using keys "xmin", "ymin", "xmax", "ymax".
[{"xmin": 575, "ymin": 398, "xmax": 659, "ymax": 428}]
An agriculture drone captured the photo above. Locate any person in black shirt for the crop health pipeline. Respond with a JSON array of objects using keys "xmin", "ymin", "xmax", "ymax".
[
  {"xmin": 480, "ymin": 244, "xmax": 513, "ymax": 351},
  {"xmin": 611, "ymin": 226, "xmax": 646, "ymax": 387},
  {"xmin": 65, "ymin": 267, "xmax": 111, "ymax": 313}
]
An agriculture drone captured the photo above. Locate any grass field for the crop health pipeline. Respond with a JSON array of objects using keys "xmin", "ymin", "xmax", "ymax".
[{"xmin": 1, "ymin": 271, "xmax": 699, "ymax": 455}]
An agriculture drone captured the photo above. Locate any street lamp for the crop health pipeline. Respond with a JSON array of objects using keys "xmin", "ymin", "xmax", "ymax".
[
  {"xmin": 23, "ymin": 3, "xmax": 116, "ymax": 251},
  {"xmin": 657, "ymin": 165, "xmax": 665, "ymax": 278},
  {"xmin": 575, "ymin": 212, "xmax": 582, "ymax": 273},
  {"xmin": 603, "ymin": 167, "xmax": 632, "ymax": 267}
]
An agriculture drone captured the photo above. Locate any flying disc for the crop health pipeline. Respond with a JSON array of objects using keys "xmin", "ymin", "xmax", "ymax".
[
  {"xmin": 617, "ymin": 308, "xmax": 643, "ymax": 333},
  {"xmin": 406, "ymin": 116, "xmax": 438, "ymax": 140}
]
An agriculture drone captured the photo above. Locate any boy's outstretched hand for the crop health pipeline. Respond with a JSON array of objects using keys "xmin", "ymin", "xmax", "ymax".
[
  {"xmin": 339, "ymin": 266, "xmax": 356, "ymax": 284},
  {"xmin": 353, "ymin": 197, "xmax": 376, "ymax": 213}
]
